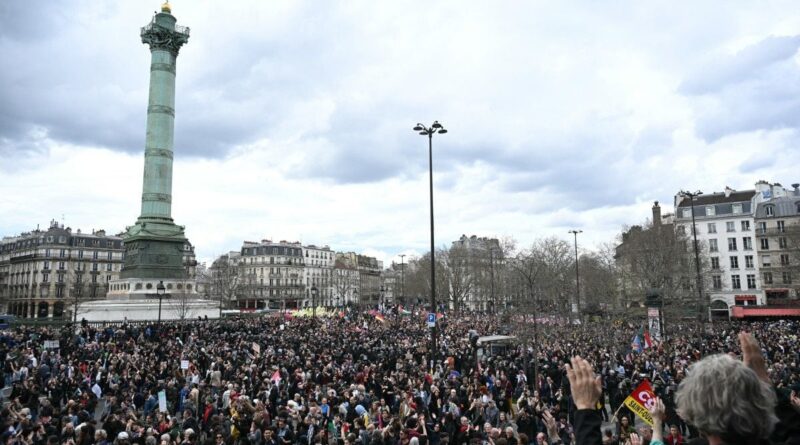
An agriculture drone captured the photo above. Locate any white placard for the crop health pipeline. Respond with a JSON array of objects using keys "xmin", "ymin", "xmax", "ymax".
[
  {"xmin": 181, "ymin": 360, "xmax": 189, "ymax": 370},
  {"xmin": 158, "ymin": 390, "xmax": 167, "ymax": 412}
]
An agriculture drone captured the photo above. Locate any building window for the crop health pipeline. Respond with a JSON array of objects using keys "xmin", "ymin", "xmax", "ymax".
[
  {"xmin": 764, "ymin": 272, "xmax": 773, "ymax": 284},
  {"xmin": 745, "ymin": 255, "xmax": 754, "ymax": 268},
  {"xmin": 765, "ymin": 206, "xmax": 774, "ymax": 216},
  {"xmin": 728, "ymin": 238, "xmax": 738, "ymax": 251},
  {"xmin": 709, "ymin": 239, "xmax": 718, "ymax": 252},
  {"xmin": 107, "ymin": 251, "xmax": 113, "ymax": 260},
  {"xmin": 106, "ymin": 264, "xmax": 112, "ymax": 271},
  {"xmin": 730, "ymin": 256, "xmax": 739, "ymax": 269},
  {"xmin": 743, "ymin": 237, "xmax": 752, "ymax": 250},
  {"xmin": 57, "ymin": 273, "xmax": 64, "ymax": 283},
  {"xmin": 782, "ymin": 272, "xmax": 792, "ymax": 284},
  {"xmin": 780, "ymin": 254, "xmax": 790, "ymax": 266},
  {"xmin": 712, "ymin": 275, "xmax": 722, "ymax": 290},
  {"xmin": 43, "ymin": 274, "xmax": 49, "ymax": 283},
  {"xmin": 711, "ymin": 257, "xmax": 720, "ymax": 270},
  {"xmin": 78, "ymin": 250, "xmax": 84, "ymax": 259},
  {"xmin": 726, "ymin": 221, "xmax": 735, "ymax": 232},
  {"xmin": 779, "ymin": 237, "xmax": 788, "ymax": 249},
  {"xmin": 682, "ymin": 208, "xmax": 691, "ymax": 218},
  {"xmin": 761, "ymin": 238, "xmax": 770, "ymax": 250},
  {"xmin": 732, "ymin": 204, "xmax": 743, "ymax": 214},
  {"xmin": 732, "ymin": 275, "xmax": 741, "ymax": 289},
  {"xmin": 763, "ymin": 255, "xmax": 772, "ymax": 267},
  {"xmin": 747, "ymin": 274, "xmax": 756, "ymax": 289},
  {"xmin": 741, "ymin": 221, "xmax": 751, "ymax": 231},
  {"xmin": 43, "ymin": 261, "xmax": 50, "ymax": 270},
  {"xmin": 758, "ymin": 222, "xmax": 767, "ymax": 234},
  {"xmin": 796, "ymin": 202, "xmax": 800, "ymax": 213},
  {"xmin": 59, "ymin": 249, "xmax": 65, "ymax": 258},
  {"xmin": 45, "ymin": 249, "xmax": 51, "ymax": 257},
  {"xmin": 706, "ymin": 205, "xmax": 715, "ymax": 216},
  {"xmin": 92, "ymin": 251, "xmax": 98, "ymax": 260},
  {"xmin": 707, "ymin": 223, "xmax": 717, "ymax": 234},
  {"xmin": 92, "ymin": 263, "xmax": 98, "ymax": 271},
  {"xmin": 777, "ymin": 220, "xmax": 785, "ymax": 232}
]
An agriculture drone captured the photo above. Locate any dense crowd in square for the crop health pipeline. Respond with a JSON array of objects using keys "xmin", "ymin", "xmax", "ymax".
[{"xmin": 1, "ymin": 311, "xmax": 798, "ymax": 445}]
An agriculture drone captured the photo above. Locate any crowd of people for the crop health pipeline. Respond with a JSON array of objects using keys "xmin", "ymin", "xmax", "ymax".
[{"xmin": 1, "ymin": 310, "xmax": 799, "ymax": 445}]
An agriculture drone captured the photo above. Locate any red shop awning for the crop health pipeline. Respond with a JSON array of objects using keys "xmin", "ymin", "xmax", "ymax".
[{"xmin": 731, "ymin": 306, "xmax": 800, "ymax": 318}]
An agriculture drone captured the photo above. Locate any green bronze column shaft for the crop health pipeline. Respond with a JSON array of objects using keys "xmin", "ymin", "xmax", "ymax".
[
  {"xmin": 120, "ymin": 4, "xmax": 190, "ymax": 281},
  {"xmin": 139, "ymin": 7, "xmax": 188, "ymax": 222}
]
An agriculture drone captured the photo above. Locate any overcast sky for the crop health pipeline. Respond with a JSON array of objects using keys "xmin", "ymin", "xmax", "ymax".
[{"xmin": 2, "ymin": 1, "xmax": 800, "ymax": 266}]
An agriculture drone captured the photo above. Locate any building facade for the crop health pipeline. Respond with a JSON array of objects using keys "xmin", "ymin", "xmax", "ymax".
[
  {"xmin": 0, "ymin": 221, "xmax": 124, "ymax": 319},
  {"xmin": 674, "ymin": 187, "xmax": 765, "ymax": 318},
  {"xmin": 302, "ymin": 244, "xmax": 335, "ymax": 307},
  {"xmin": 450, "ymin": 234, "xmax": 504, "ymax": 311},
  {"xmin": 753, "ymin": 181, "xmax": 800, "ymax": 302},
  {"xmin": 239, "ymin": 240, "xmax": 305, "ymax": 310},
  {"xmin": 333, "ymin": 258, "xmax": 360, "ymax": 307},
  {"xmin": 336, "ymin": 252, "xmax": 383, "ymax": 307}
]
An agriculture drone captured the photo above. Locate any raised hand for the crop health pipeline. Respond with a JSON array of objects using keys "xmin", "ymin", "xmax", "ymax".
[
  {"xmin": 566, "ymin": 356, "xmax": 602, "ymax": 410},
  {"xmin": 739, "ymin": 332, "xmax": 770, "ymax": 384},
  {"xmin": 542, "ymin": 410, "xmax": 559, "ymax": 440},
  {"xmin": 648, "ymin": 397, "xmax": 665, "ymax": 441}
]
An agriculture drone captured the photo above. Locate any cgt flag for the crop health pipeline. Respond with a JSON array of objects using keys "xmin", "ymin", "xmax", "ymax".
[{"xmin": 622, "ymin": 380, "xmax": 656, "ymax": 426}]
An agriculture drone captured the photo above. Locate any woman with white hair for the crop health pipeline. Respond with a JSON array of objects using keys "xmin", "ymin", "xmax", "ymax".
[
  {"xmin": 567, "ymin": 333, "xmax": 793, "ymax": 445},
  {"xmin": 673, "ymin": 343, "xmax": 778, "ymax": 444}
]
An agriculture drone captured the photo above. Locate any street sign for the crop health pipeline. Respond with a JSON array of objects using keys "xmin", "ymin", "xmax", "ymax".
[{"xmin": 427, "ymin": 313, "xmax": 436, "ymax": 328}]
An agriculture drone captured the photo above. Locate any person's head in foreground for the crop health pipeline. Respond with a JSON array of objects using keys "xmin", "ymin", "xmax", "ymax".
[{"xmin": 675, "ymin": 353, "xmax": 777, "ymax": 444}]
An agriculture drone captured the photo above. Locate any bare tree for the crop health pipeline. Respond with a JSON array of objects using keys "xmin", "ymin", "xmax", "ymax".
[
  {"xmin": 210, "ymin": 254, "xmax": 243, "ymax": 315},
  {"xmin": 615, "ymin": 221, "xmax": 707, "ymax": 311},
  {"xmin": 69, "ymin": 274, "xmax": 93, "ymax": 324},
  {"xmin": 170, "ymin": 280, "xmax": 197, "ymax": 321},
  {"xmin": 577, "ymin": 248, "xmax": 619, "ymax": 314},
  {"xmin": 438, "ymin": 245, "xmax": 476, "ymax": 313}
]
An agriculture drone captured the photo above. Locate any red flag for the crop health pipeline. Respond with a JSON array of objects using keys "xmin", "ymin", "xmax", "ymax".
[
  {"xmin": 643, "ymin": 330, "xmax": 653, "ymax": 349},
  {"xmin": 622, "ymin": 380, "xmax": 656, "ymax": 426},
  {"xmin": 271, "ymin": 370, "xmax": 281, "ymax": 383}
]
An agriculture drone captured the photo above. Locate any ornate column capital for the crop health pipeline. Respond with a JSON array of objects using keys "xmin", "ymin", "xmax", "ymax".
[{"xmin": 141, "ymin": 20, "xmax": 189, "ymax": 55}]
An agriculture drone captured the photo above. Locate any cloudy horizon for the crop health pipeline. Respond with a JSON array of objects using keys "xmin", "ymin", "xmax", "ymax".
[{"xmin": 2, "ymin": 1, "xmax": 799, "ymax": 266}]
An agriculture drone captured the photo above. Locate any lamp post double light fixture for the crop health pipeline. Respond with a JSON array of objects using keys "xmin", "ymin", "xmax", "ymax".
[
  {"xmin": 679, "ymin": 190, "xmax": 705, "ymax": 326},
  {"xmin": 568, "ymin": 230, "xmax": 582, "ymax": 323},
  {"xmin": 413, "ymin": 120, "xmax": 447, "ymax": 371}
]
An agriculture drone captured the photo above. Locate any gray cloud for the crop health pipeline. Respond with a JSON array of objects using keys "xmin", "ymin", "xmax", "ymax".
[{"xmin": 680, "ymin": 35, "xmax": 800, "ymax": 141}]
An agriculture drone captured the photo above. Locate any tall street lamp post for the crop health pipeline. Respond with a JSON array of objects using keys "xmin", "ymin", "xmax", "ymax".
[
  {"xmin": 311, "ymin": 286, "xmax": 318, "ymax": 318},
  {"xmin": 489, "ymin": 247, "xmax": 497, "ymax": 314},
  {"xmin": 413, "ymin": 120, "xmax": 447, "ymax": 371},
  {"xmin": 156, "ymin": 280, "xmax": 166, "ymax": 326},
  {"xmin": 399, "ymin": 254, "xmax": 406, "ymax": 307},
  {"xmin": 568, "ymin": 230, "xmax": 582, "ymax": 323},
  {"xmin": 680, "ymin": 190, "xmax": 705, "ymax": 326}
]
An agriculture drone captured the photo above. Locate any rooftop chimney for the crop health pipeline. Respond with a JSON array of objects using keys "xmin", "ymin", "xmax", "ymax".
[
  {"xmin": 724, "ymin": 186, "xmax": 734, "ymax": 198},
  {"xmin": 652, "ymin": 201, "xmax": 662, "ymax": 226}
]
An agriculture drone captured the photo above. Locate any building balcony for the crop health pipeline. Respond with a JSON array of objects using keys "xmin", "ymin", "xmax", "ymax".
[{"xmin": 756, "ymin": 228, "xmax": 787, "ymax": 237}]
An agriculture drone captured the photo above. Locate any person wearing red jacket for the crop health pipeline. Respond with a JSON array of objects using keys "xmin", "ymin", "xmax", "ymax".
[{"xmin": 664, "ymin": 425, "xmax": 685, "ymax": 445}]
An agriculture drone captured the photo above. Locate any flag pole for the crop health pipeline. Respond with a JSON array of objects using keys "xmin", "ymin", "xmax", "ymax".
[{"xmin": 609, "ymin": 402, "xmax": 625, "ymax": 424}]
